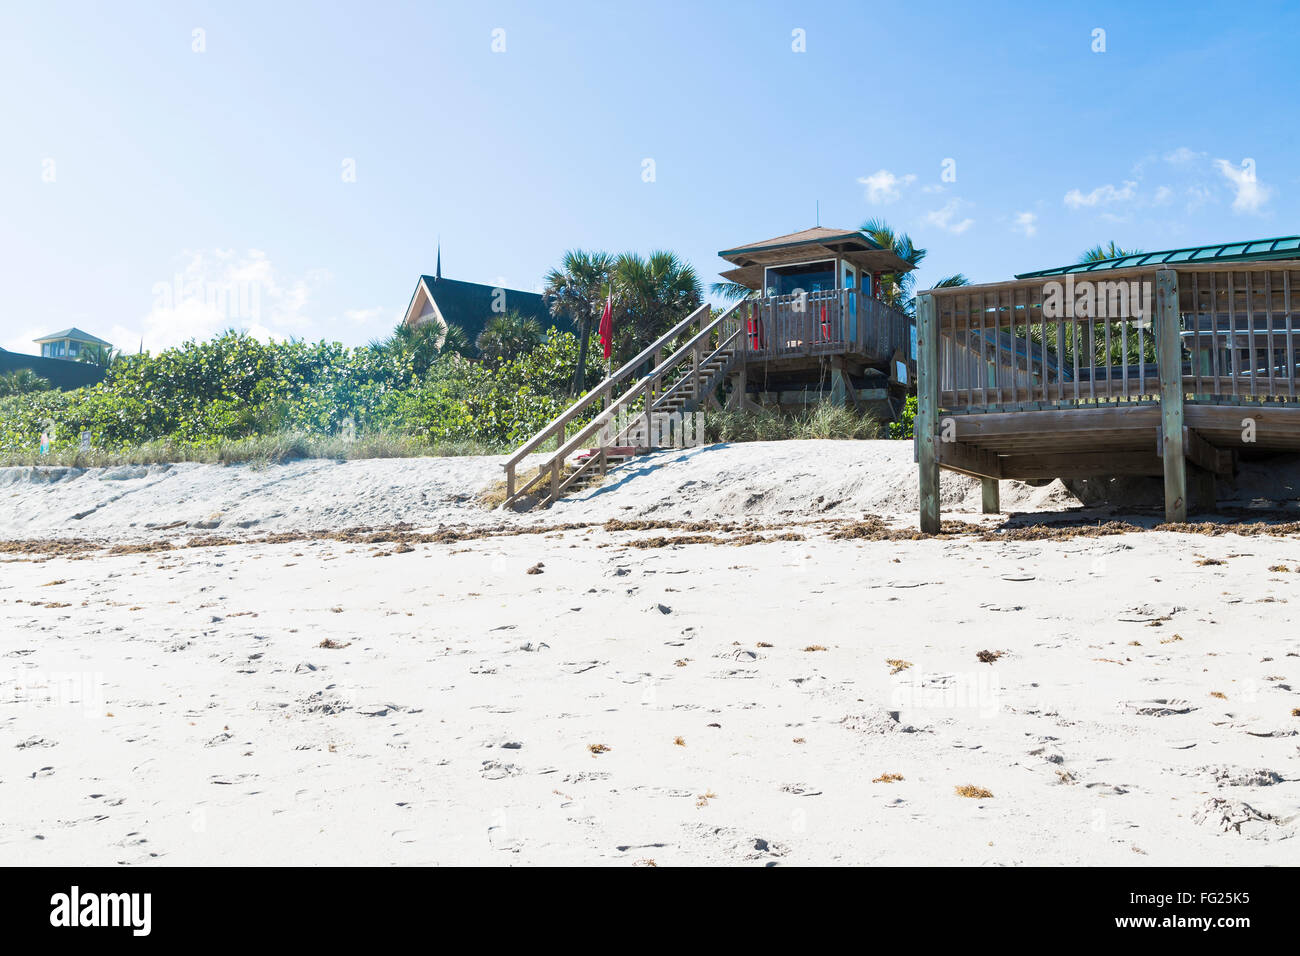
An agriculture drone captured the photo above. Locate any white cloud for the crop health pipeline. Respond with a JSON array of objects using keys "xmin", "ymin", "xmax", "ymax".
[
  {"xmin": 1152, "ymin": 185, "xmax": 1173, "ymax": 205},
  {"xmin": 345, "ymin": 306, "xmax": 387, "ymax": 325},
  {"xmin": 3, "ymin": 325, "xmax": 47, "ymax": 355},
  {"xmin": 110, "ymin": 250, "xmax": 332, "ymax": 353},
  {"xmin": 1185, "ymin": 183, "xmax": 1214, "ymax": 212},
  {"xmin": 924, "ymin": 200, "xmax": 974, "ymax": 234},
  {"xmin": 858, "ymin": 169, "xmax": 916, "ymax": 204},
  {"xmin": 1064, "ymin": 180, "xmax": 1138, "ymax": 209},
  {"xmin": 1213, "ymin": 158, "xmax": 1273, "ymax": 213},
  {"xmin": 1012, "ymin": 211, "xmax": 1037, "ymax": 237},
  {"xmin": 1164, "ymin": 147, "xmax": 1203, "ymax": 164}
]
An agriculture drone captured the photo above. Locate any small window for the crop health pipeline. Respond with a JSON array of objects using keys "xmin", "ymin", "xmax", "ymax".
[{"xmin": 764, "ymin": 260, "xmax": 836, "ymax": 297}]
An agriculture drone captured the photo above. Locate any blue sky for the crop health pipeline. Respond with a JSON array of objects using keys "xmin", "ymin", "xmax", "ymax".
[{"xmin": 2, "ymin": 0, "xmax": 1297, "ymax": 354}]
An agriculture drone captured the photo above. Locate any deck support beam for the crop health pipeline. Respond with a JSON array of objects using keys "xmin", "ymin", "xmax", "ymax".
[
  {"xmin": 981, "ymin": 478, "xmax": 1000, "ymax": 514},
  {"xmin": 1156, "ymin": 269, "xmax": 1186, "ymax": 522},
  {"xmin": 916, "ymin": 293, "xmax": 941, "ymax": 533}
]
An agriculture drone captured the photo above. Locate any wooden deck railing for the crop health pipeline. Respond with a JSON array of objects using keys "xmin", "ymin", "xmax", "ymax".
[
  {"xmin": 926, "ymin": 263, "xmax": 1300, "ymax": 413},
  {"xmin": 916, "ymin": 261, "xmax": 1300, "ymax": 530}
]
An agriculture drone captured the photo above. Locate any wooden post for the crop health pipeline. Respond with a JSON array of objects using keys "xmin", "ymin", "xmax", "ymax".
[
  {"xmin": 916, "ymin": 292, "xmax": 941, "ymax": 533},
  {"xmin": 1156, "ymin": 269, "xmax": 1186, "ymax": 523},
  {"xmin": 506, "ymin": 464, "xmax": 515, "ymax": 502},
  {"xmin": 981, "ymin": 478, "xmax": 1000, "ymax": 514}
]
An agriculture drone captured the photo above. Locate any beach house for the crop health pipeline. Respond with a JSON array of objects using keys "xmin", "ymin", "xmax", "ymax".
[
  {"xmin": 402, "ymin": 253, "xmax": 551, "ymax": 348},
  {"xmin": 33, "ymin": 327, "xmax": 113, "ymax": 362}
]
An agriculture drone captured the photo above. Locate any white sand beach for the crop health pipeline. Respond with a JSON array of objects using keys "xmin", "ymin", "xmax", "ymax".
[{"xmin": 2, "ymin": 440, "xmax": 1298, "ymax": 865}]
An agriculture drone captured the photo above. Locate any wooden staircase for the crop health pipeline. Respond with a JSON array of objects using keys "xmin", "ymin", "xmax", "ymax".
[{"xmin": 501, "ymin": 301, "xmax": 746, "ymax": 510}]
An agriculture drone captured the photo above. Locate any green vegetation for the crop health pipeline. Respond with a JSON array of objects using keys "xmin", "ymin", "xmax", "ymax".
[
  {"xmin": 0, "ymin": 326, "xmax": 605, "ymax": 461},
  {"xmin": 702, "ymin": 401, "xmax": 882, "ymax": 443},
  {"xmin": 0, "ymin": 433, "xmax": 495, "ymax": 468},
  {"xmin": 858, "ymin": 218, "xmax": 969, "ymax": 315},
  {"xmin": 475, "ymin": 311, "xmax": 544, "ymax": 367},
  {"xmin": 0, "ymin": 245, "xmax": 706, "ymax": 464},
  {"xmin": 76, "ymin": 342, "xmax": 124, "ymax": 368},
  {"xmin": 0, "ymin": 369, "xmax": 53, "ymax": 398},
  {"xmin": 1079, "ymin": 241, "xmax": 1142, "ymax": 263},
  {"xmin": 889, "ymin": 395, "xmax": 916, "ymax": 439},
  {"xmin": 545, "ymin": 248, "xmax": 703, "ymax": 393}
]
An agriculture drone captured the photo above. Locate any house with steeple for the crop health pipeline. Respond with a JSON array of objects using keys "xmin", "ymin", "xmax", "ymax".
[{"xmin": 401, "ymin": 246, "xmax": 552, "ymax": 347}]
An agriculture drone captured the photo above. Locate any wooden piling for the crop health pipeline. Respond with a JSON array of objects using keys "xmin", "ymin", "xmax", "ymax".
[
  {"xmin": 1156, "ymin": 269, "xmax": 1186, "ymax": 523},
  {"xmin": 916, "ymin": 292, "xmax": 940, "ymax": 533},
  {"xmin": 981, "ymin": 478, "xmax": 1000, "ymax": 514}
]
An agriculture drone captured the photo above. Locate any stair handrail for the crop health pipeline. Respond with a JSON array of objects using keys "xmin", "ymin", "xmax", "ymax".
[
  {"xmin": 645, "ymin": 323, "xmax": 743, "ymax": 413},
  {"xmin": 543, "ymin": 301, "xmax": 744, "ymax": 465},
  {"xmin": 503, "ymin": 301, "xmax": 714, "ymax": 471},
  {"xmin": 502, "ymin": 301, "xmax": 745, "ymax": 505}
]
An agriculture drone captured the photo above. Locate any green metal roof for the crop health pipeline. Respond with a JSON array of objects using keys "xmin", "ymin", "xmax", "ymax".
[{"xmin": 1014, "ymin": 236, "xmax": 1300, "ymax": 279}]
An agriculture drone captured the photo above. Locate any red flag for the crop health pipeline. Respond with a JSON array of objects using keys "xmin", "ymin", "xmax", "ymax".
[{"xmin": 597, "ymin": 294, "xmax": 613, "ymax": 360}]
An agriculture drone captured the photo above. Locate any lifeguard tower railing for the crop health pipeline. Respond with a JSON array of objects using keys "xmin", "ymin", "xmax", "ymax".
[{"xmin": 741, "ymin": 287, "xmax": 913, "ymax": 368}]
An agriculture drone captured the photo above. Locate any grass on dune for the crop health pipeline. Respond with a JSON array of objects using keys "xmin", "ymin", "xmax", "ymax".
[
  {"xmin": 702, "ymin": 401, "xmax": 882, "ymax": 443},
  {"xmin": 0, "ymin": 432, "xmax": 502, "ymax": 468}
]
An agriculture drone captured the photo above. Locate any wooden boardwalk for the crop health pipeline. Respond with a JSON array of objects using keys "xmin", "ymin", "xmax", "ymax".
[{"xmin": 915, "ymin": 260, "xmax": 1300, "ymax": 530}]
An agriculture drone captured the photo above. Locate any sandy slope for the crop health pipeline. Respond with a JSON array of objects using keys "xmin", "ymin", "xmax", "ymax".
[
  {"xmin": 0, "ymin": 441, "xmax": 1066, "ymax": 541},
  {"xmin": 2, "ymin": 441, "xmax": 1298, "ymax": 866}
]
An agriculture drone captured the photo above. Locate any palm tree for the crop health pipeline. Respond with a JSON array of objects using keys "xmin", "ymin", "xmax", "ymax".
[
  {"xmin": 0, "ymin": 368, "xmax": 52, "ymax": 397},
  {"xmin": 439, "ymin": 322, "xmax": 473, "ymax": 358},
  {"xmin": 860, "ymin": 218, "xmax": 927, "ymax": 313},
  {"xmin": 372, "ymin": 319, "xmax": 470, "ymax": 377},
  {"xmin": 543, "ymin": 250, "xmax": 615, "ymax": 394},
  {"xmin": 709, "ymin": 280, "xmax": 758, "ymax": 303},
  {"xmin": 906, "ymin": 273, "xmax": 970, "ymax": 316},
  {"xmin": 76, "ymin": 343, "xmax": 122, "ymax": 367},
  {"xmin": 611, "ymin": 250, "xmax": 703, "ymax": 362},
  {"xmin": 1078, "ymin": 242, "xmax": 1142, "ymax": 263},
  {"xmin": 476, "ymin": 311, "xmax": 543, "ymax": 366}
]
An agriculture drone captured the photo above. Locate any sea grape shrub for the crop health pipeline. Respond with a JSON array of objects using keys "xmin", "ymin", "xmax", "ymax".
[{"xmin": 0, "ymin": 327, "xmax": 604, "ymax": 453}]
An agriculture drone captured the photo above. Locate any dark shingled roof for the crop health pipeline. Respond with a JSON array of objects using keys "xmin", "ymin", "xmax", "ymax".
[
  {"xmin": 413, "ymin": 276, "xmax": 553, "ymax": 343},
  {"xmin": 32, "ymin": 327, "xmax": 113, "ymax": 347},
  {"xmin": 0, "ymin": 349, "xmax": 107, "ymax": 390}
]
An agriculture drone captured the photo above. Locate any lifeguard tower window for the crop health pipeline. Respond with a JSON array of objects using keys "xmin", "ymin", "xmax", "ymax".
[{"xmin": 764, "ymin": 260, "xmax": 836, "ymax": 297}]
